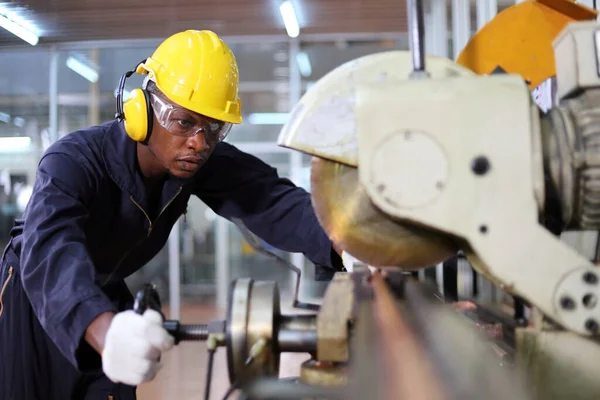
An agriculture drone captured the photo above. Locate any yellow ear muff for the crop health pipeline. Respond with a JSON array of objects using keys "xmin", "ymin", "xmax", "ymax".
[{"xmin": 122, "ymin": 88, "xmax": 153, "ymax": 143}]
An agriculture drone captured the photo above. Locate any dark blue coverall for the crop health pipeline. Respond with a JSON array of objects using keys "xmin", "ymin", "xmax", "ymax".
[{"xmin": 0, "ymin": 120, "xmax": 343, "ymax": 399}]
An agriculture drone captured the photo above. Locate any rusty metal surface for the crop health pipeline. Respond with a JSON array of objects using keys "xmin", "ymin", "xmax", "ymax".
[
  {"xmin": 316, "ymin": 273, "xmax": 355, "ymax": 362},
  {"xmin": 310, "ymin": 157, "xmax": 458, "ymax": 268},
  {"xmin": 370, "ymin": 272, "xmax": 447, "ymax": 400},
  {"xmin": 400, "ymin": 278, "xmax": 532, "ymax": 400}
]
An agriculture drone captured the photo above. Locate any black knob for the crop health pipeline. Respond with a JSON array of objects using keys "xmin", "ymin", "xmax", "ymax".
[
  {"xmin": 583, "ymin": 272, "xmax": 598, "ymax": 285},
  {"xmin": 471, "ymin": 156, "xmax": 490, "ymax": 175},
  {"xmin": 560, "ymin": 296, "xmax": 576, "ymax": 310},
  {"xmin": 585, "ymin": 319, "xmax": 599, "ymax": 333}
]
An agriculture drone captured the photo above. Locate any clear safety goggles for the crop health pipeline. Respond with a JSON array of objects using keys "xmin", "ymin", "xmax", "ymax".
[{"xmin": 150, "ymin": 93, "xmax": 232, "ymax": 143}]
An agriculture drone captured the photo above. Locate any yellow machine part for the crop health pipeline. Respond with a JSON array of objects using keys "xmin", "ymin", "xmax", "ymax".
[{"xmin": 456, "ymin": 0, "xmax": 597, "ymax": 90}]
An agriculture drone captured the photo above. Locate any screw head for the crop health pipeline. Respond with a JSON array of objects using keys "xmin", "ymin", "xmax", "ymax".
[
  {"xmin": 471, "ymin": 156, "xmax": 490, "ymax": 175},
  {"xmin": 560, "ymin": 296, "xmax": 576, "ymax": 310},
  {"xmin": 583, "ymin": 272, "xmax": 598, "ymax": 285},
  {"xmin": 585, "ymin": 319, "xmax": 599, "ymax": 333}
]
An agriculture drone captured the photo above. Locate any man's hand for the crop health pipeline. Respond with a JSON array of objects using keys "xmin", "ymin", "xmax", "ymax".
[{"xmin": 102, "ymin": 309, "xmax": 174, "ymax": 386}]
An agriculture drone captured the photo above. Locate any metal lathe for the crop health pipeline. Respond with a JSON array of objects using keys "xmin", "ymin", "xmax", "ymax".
[{"xmin": 135, "ymin": 0, "xmax": 600, "ymax": 398}]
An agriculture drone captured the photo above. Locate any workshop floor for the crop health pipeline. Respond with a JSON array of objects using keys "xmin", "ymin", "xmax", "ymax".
[{"xmin": 136, "ymin": 300, "xmax": 312, "ymax": 400}]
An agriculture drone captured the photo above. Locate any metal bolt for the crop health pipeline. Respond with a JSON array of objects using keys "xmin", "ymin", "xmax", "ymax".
[
  {"xmin": 583, "ymin": 272, "xmax": 598, "ymax": 285},
  {"xmin": 585, "ymin": 319, "xmax": 599, "ymax": 333},
  {"xmin": 471, "ymin": 156, "xmax": 490, "ymax": 175},
  {"xmin": 583, "ymin": 293, "xmax": 598, "ymax": 309},
  {"xmin": 560, "ymin": 296, "xmax": 576, "ymax": 310}
]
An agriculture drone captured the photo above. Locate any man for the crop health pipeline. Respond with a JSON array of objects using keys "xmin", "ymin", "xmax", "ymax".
[{"xmin": 0, "ymin": 29, "xmax": 344, "ymax": 399}]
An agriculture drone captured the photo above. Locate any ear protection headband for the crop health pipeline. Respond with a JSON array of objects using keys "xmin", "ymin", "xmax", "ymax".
[{"xmin": 115, "ymin": 60, "xmax": 154, "ymax": 144}]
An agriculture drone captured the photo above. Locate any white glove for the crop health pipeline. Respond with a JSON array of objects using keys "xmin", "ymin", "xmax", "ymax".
[{"xmin": 102, "ymin": 309, "xmax": 174, "ymax": 386}]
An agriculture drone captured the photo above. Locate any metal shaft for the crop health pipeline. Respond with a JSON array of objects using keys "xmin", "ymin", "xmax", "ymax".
[
  {"xmin": 179, "ymin": 324, "xmax": 209, "ymax": 341},
  {"xmin": 277, "ymin": 314, "xmax": 318, "ymax": 353},
  {"xmin": 407, "ymin": 0, "xmax": 428, "ymax": 78},
  {"xmin": 163, "ymin": 321, "xmax": 209, "ymax": 342}
]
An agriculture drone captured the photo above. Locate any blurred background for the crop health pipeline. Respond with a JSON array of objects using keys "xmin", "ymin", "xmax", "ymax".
[{"xmin": 1, "ymin": 0, "xmax": 599, "ymax": 398}]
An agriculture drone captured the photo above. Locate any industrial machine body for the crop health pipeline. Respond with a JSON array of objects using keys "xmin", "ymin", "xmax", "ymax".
[{"xmin": 133, "ymin": 2, "xmax": 600, "ymax": 399}]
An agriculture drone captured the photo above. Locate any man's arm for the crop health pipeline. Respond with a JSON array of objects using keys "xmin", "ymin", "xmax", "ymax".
[
  {"xmin": 20, "ymin": 151, "xmax": 117, "ymax": 372},
  {"xmin": 195, "ymin": 142, "xmax": 344, "ymax": 271}
]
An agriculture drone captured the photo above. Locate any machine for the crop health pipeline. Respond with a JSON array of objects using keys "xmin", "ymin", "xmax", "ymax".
[{"xmin": 134, "ymin": 0, "xmax": 600, "ymax": 398}]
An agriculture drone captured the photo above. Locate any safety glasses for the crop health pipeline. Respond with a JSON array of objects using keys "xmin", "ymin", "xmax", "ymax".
[{"xmin": 150, "ymin": 93, "xmax": 232, "ymax": 143}]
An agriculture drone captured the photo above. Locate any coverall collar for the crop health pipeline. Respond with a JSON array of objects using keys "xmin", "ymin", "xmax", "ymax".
[{"xmin": 101, "ymin": 120, "xmax": 191, "ymax": 210}]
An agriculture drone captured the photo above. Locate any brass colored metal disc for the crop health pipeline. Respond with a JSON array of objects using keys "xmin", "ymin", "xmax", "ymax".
[{"xmin": 310, "ymin": 157, "xmax": 457, "ymax": 269}]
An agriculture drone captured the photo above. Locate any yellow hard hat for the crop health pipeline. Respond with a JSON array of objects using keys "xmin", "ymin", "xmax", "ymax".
[{"xmin": 137, "ymin": 30, "xmax": 242, "ymax": 124}]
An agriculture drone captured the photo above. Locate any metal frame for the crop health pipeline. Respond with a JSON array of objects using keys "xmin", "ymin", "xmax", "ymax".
[
  {"xmin": 0, "ymin": 31, "xmax": 409, "ymax": 52},
  {"xmin": 452, "ymin": 0, "xmax": 471, "ymax": 59},
  {"xmin": 476, "ymin": 0, "xmax": 498, "ymax": 30},
  {"xmin": 425, "ymin": 0, "xmax": 449, "ymax": 57}
]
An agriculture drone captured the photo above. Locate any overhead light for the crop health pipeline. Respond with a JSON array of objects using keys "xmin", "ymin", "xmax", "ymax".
[
  {"xmin": 13, "ymin": 117, "xmax": 25, "ymax": 128},
  {"xmin": 296, "ymin": 51, "xmax": 312, "ymax": 77},
  {"xmin": 0, "ymin": 112, "xmax": 10, "ymax": 124},
  {"xmin": 247, "ymin": 113, "xmax": 289, "ymax": 125},
  {"xmin": 66, "ymin": 56, "xmax": 99, "ymax": 83},
  {"xmin": 0, "ymin": 136, "xmax": 31, "ymax": 152},
  {"xmin": 279, "ymin": 1, "xmax": 300, "ymax": 38},
  {"xmin": 0, "ymin": 13, "xmax": 38, "ymax": 46}
]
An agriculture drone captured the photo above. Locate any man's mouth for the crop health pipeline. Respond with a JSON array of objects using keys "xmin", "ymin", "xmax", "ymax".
[
  {"xmin": 179, "ymin": 155, "xmax": 204, "ymax": 164},
  {"xmin": 177, "ymin": 156, "xmax": 205, "ymax": 171}
]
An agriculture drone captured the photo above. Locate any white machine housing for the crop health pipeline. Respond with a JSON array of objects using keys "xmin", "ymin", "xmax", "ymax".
[{"xmin": 278, "ymin": 22, "xmax": 600, "ymax": 337}]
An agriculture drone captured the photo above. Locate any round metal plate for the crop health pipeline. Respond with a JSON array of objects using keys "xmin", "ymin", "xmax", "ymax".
[
  {"xmin": 226, "ymin": 278, "xmax": 252, "ymax": 383},
  {"xmin": 554, "ymin": 267, "xmax": 600, "ymax": 336},
  {"xmin": 226, "ymin": 278, "xmax": 281, "ymax": 383},
  {"xmin": 370, "ymin": 131, "xmax": 449, "ymax": 209},
  {"xmin": 310, "ymin": 157, "xmax": 457, "ymax": 268}
]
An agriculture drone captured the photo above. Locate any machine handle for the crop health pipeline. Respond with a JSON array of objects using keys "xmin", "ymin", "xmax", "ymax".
[
  {"xmin": 133, "ymin": 283, "xmax": 164, "ymax": 317},
  {"xmin": 133, "ymin": 284, "xmax": 211, "ymax": 344},
  {"xmin": 231, "ymin": 217, "xmax": 321, "ymax": 311}
]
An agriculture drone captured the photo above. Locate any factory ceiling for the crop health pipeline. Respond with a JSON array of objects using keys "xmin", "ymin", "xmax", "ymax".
[{"xmin": 0, "ymin": 0, "xmax": 413, "ymax": 48}]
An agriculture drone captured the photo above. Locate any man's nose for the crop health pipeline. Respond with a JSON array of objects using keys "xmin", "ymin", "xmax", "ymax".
[{"xmin": 186, "ymin": 132, "xmax": 209, "ymax": 152}]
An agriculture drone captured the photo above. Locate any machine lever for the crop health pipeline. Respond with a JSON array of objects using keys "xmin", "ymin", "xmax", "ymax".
[{"xmin": 231, "ymin": 217, "xmax": 321, "ymax": 311}]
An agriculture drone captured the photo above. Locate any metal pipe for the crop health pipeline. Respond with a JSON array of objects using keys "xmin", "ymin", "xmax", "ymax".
[
  {"xmin": 370, "ymin": 272, "xmax": 446, "ymax": 400},
  {"xmin": 168, "ymin": 217, "xmax": 181, "ymax": 320},
  {"xmin": 407, "ymin": 0, "xmax": 428, "ymax": 77},
  {"xmin": 277, "ymin": 314, "xmax": 317, "ymax": 353},
  {"xmin": 243, "ymin": 378, "xmax": 344, "ymax": 399}
]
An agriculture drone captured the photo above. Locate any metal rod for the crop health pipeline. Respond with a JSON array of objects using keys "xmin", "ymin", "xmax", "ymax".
[
  {"xmin": 168, "ymin": 217, "xmax": 181, "ymax": 320},
  {"xmin": 370, "ymin": 272, "xmax": 446, "ymax": 399},
  {"xmin": 407, "ymin": 0, "xmax": 428, "ymax": 77},
  {"xmin": 231, "ymin": 217, "xmax": 320, "ymax": 311},
  {"xmin": 277, "ymin": 314, "xmax": 318, "ymax": 353}
]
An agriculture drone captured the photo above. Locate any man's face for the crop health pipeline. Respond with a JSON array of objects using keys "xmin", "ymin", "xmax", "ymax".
[{"xmin": 147, "ymin": 92, "xmax": 231, "ymax": 179}]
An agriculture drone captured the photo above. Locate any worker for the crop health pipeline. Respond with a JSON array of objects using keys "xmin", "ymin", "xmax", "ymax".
[{"xmin": 0, "ymin": 30, "xmax": 344, "ymax": 400}]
